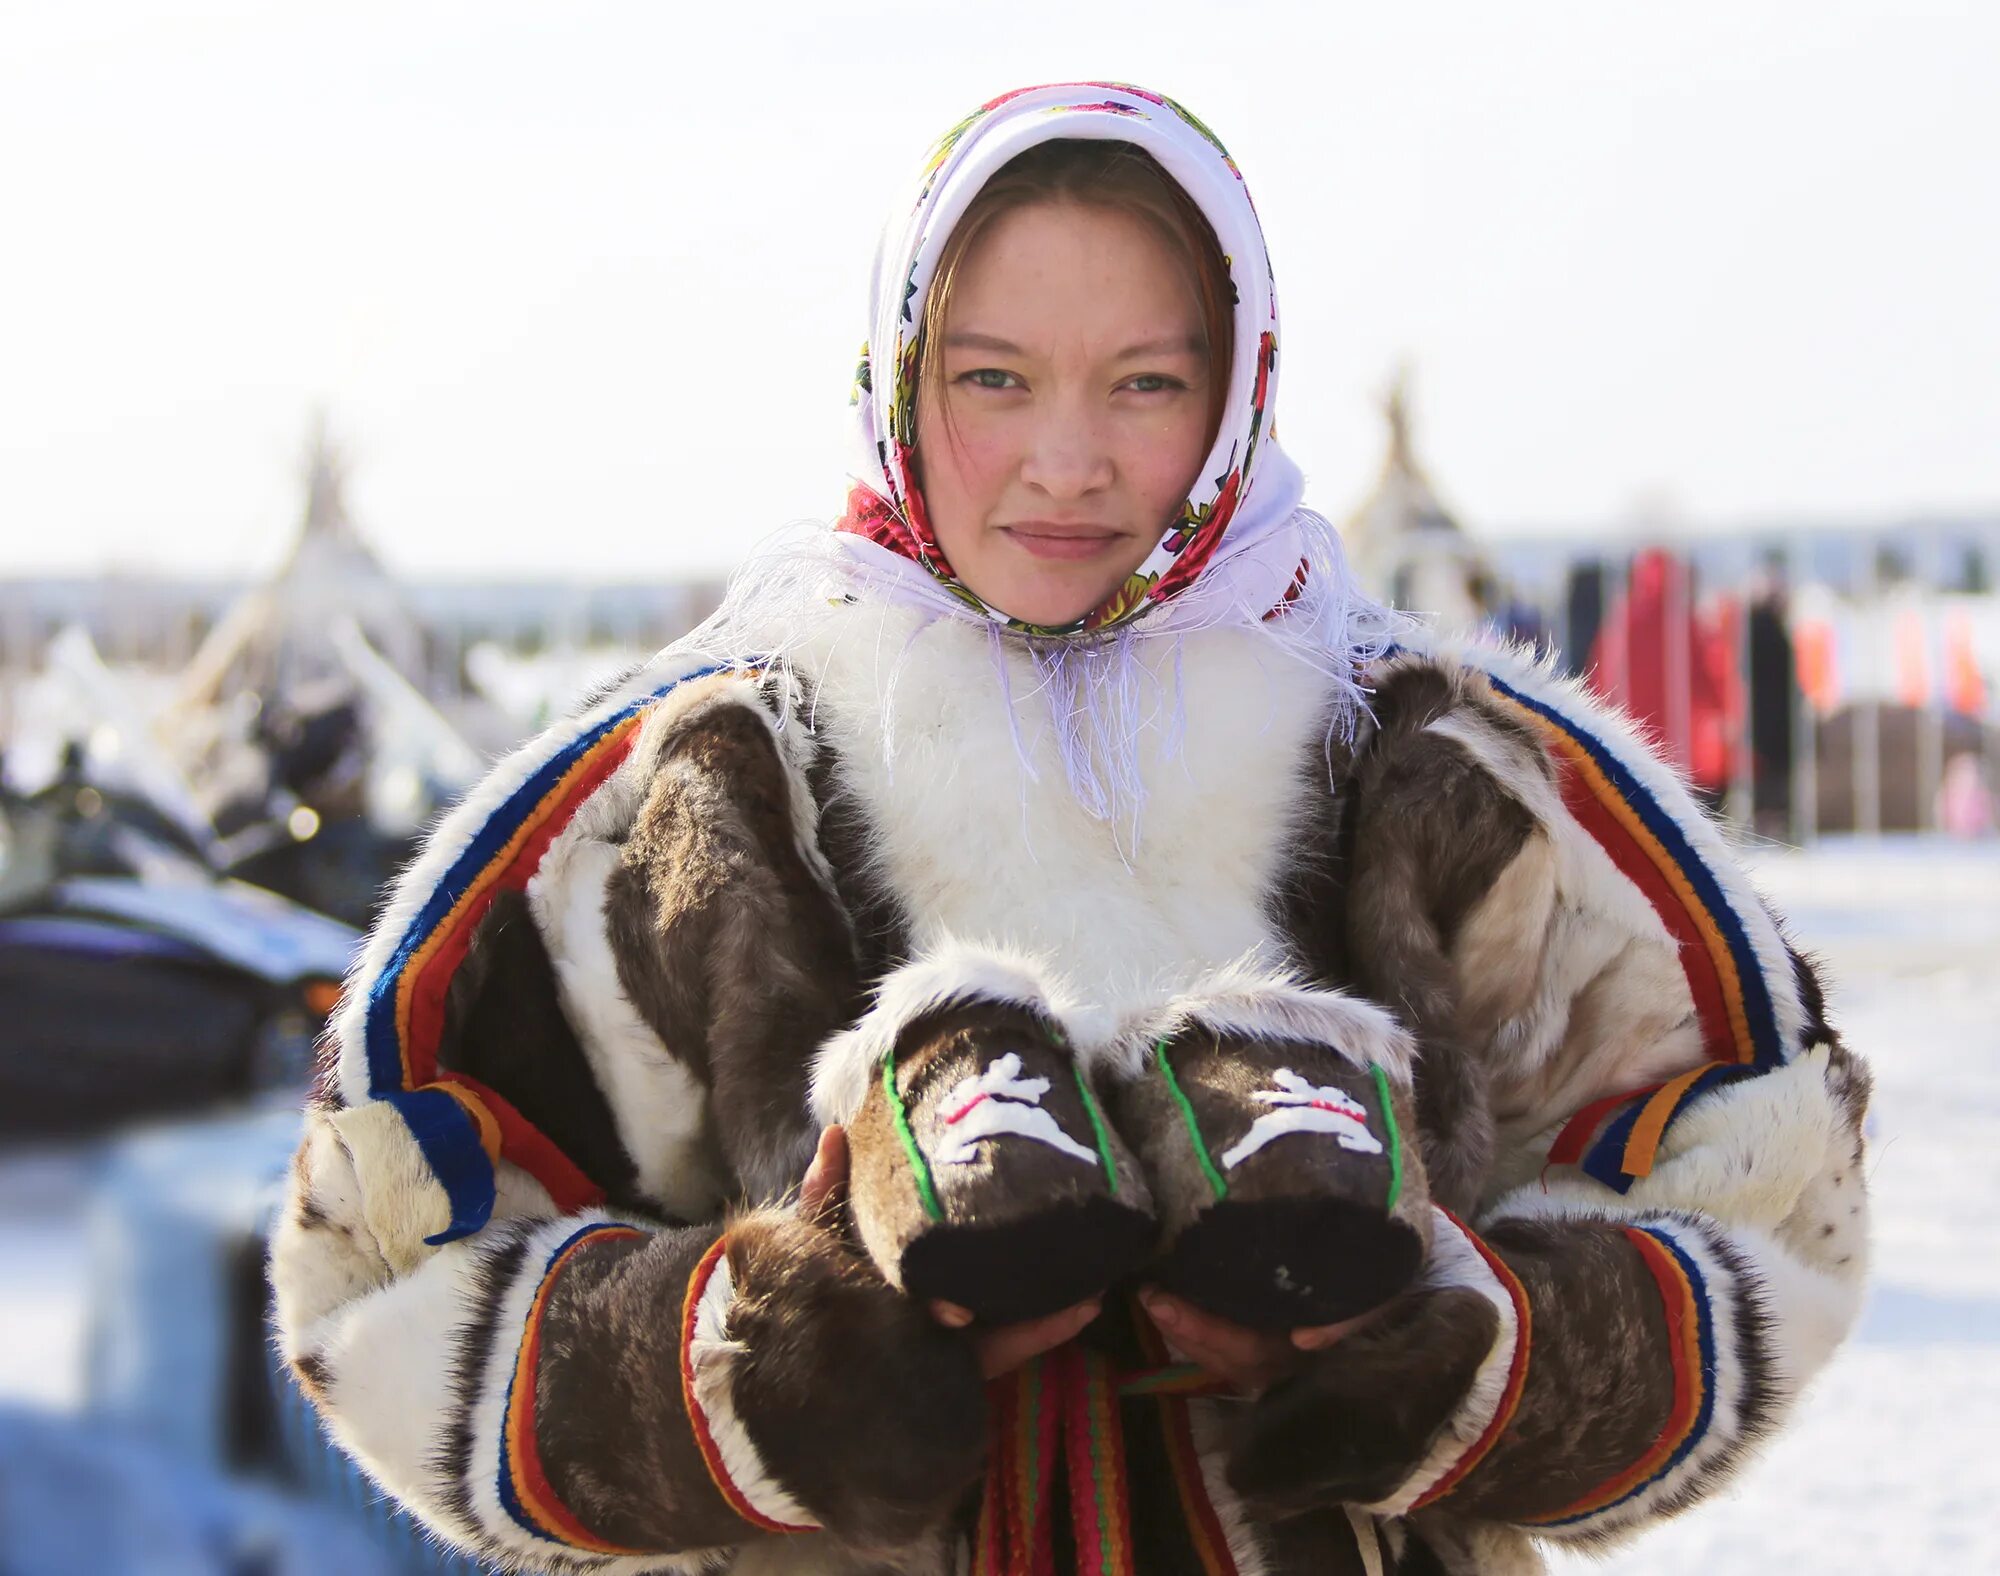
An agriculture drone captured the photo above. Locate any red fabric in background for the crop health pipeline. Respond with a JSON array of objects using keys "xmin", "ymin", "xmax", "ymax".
[{"xmin": 1588, "ymin": 548, "xmax": 1741, "ymax": 794}]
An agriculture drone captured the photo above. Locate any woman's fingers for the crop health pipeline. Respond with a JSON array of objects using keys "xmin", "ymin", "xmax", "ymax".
[
  {"xmin": 1290, "ymin": 1297, "xmax": 1397, "ymax": 1351},
  {"xmin": 799, "ymin": 1125, "xmax": 850, "ymax": 1224},
  {"xmin": 959, "ymin": 1299, "xmax": 1102, "ymax": 1380},
  {"xmin": 1140, "ymin": 1289, "xmax": 1295, "ymax": 1391}
]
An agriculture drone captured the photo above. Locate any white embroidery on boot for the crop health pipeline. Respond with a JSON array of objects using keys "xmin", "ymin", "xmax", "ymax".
[
  {"xmin": 1217, "ymin": 1067, "xmax": 1384, "ymax": 1169},
  {"xmin": 933, "ymin": 1052, "xmax": 1100, "ymax": 1168}
]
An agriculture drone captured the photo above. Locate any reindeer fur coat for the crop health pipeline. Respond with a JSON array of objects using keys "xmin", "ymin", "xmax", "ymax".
[{"xmin": 270, "ymin": 597, "xmax": 1871, "ymax": 1576}]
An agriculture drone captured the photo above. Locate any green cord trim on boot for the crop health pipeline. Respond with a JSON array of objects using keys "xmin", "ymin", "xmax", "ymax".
[
  {"xmin": 1155, "ymin": 1040, "xmax": 1228, "ymax": 1202},
  {"xmin": 884, "ymin": 1051, "xmax": 944, "ymax": 1221},
  {"xmin": 1371, "ymin": 1062, "xmax": 1403, "ymax": 1212},
  {"xmin": 1071, "ymin": 1064, "xmax": 1119, "ymax": 1196}
]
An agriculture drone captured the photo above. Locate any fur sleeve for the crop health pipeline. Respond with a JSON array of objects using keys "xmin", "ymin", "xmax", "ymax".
[
  {"xmin": 264, "ymin": 656, "xmax": 904, "ymax": 1569},
  {"xmin": 1337, "ymin": 639, "xmax": 1870, "ymax": 1552},
  {"xmin": 268, "ymin": 1107, "xmax": 749, "ymax": 1572},
  {"xmin": 268, "ymin": 1108, "xmax": 984, "ymax": 1569},
  {"xmin": 1401, "ymin": 1035, "xmax": 1871, "ymax": 1551}
]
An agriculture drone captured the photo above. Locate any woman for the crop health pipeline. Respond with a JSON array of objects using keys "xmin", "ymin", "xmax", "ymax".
[{"xmin": 270, "ymin": 83, "xmax": 1871, "ymax": 1574}]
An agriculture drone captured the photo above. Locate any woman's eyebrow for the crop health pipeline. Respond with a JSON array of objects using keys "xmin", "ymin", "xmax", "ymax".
[
  {"xmin": 1115, "ymin": 334, "xmax": 1205, "ymax": 357},
  {"xmin": 944, "ymin": 331, "xmax": 1026, "ymax": 353},
  {"xmin": 943, "ymin": 331, "xmax": 1203, "ymax": 357}
]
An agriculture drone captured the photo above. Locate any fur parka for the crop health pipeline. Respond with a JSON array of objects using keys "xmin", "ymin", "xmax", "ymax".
[{"xmin": 270, "ymin": 600, "xmax": 1870, "ymax": 1575}]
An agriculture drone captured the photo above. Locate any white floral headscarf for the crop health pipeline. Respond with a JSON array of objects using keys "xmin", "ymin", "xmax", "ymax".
[{"xmin": 838, "ymin": 80, "xmax": 1324, "ymax": 636}]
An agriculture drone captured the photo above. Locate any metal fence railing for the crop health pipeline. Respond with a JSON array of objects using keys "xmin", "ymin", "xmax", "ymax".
[{"xmin": 1477, "ymin": 533, "xmax": 1999, "ymax": 845}]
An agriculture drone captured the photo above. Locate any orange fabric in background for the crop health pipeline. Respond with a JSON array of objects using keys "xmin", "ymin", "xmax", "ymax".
[
  {"xmin": 1793, "ymin": 617, "xmax": 1838, "ymax": 714},
  {"xmin": 1945, "ymin": 611, "xmax": 1988, "ymax": 717}
]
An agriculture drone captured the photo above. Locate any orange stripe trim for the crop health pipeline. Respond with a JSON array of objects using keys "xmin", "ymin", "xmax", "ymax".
[
  {"xmin": 1620, "ymin": 1064, "xmax": 1715, "ymax": 1177},
  {"xmin": 1525, "ymin": 1228, "xmax": 1704, "ymax": 1523},
  {"xmin": 393, "ymin": 711, "xmax": 648, "ymax": 1089},
  {"xmin": 502, "ymin": 1226, "xmax": 647, "ymax": 1553},
  {"xmin": 433, "ymin": 1081, "xmax": 503, "ymax": 1164},
  {"xmin": 1491, "ymin": 691, "xmax": 1756, "ymax": 1066},
  {"xmin": 1546, "ymin": 1082, "xmax": 1664, "ymax": 1169},
  {"xmin": 1413, "ymin": 1209, "xmax": 1533, "ymax": 1509}
]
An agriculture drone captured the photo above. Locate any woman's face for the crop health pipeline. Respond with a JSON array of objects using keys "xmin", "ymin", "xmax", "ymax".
[{"xmin": 915, "ymin": 200, "xmax": 1215, "ymax": 628}]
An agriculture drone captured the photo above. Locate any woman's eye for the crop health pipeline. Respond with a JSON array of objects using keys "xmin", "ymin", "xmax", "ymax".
[
  {"xmin": 1125, "ymin": 374, "xmax": 1185, "ymax": 394},
  {"xmin": 961, "ymin": 368, "xmax": 1021, "ymax": 391}
]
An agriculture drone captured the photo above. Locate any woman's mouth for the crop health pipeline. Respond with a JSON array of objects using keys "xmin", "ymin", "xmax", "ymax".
[{"xmin": 997, "ymin": 522, "xmax": 1124, "ymax": 562}]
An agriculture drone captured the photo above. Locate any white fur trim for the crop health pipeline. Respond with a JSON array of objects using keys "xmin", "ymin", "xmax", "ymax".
[
  {"xmin": 685, "ymin": 1246, "xmax": 822, "ymax": 1532},
  {"xmin": 323, "ymin": 1100, "xmax": 453, "ymax": 1277},
  {"xmin": 269, "ymin": 1115, "xmax": 393, "ymax": 1353},
  {"xmin": 307, "ymin": 1225, "xmax": 493, "ymax": 1542},
  {"xmin": 1491, "ymin": 1046, "xmax": 1850, "ymax": 1236},
  {"xmin": 1475, "ymin": 1178, "xmax": 1861, "ymax": 1548},
  {"xmin": 1484, "ymin": 1094, "xmax": 1869, "ymax": 1539},
  {"xmin": 1361, "ymin": 1208, "xmax": 1520, "ymax": 1517},
  {"xmin": 528, "ymin": 827, "xmax": 723, "ymax": 1223},
  {"xmin": 1111, "ymin": 960, "xmax": 1417, "ymax": 1085},
  {"xmin": 810, "ymin": 940, "xmax": 1106, "ymax": 1124},
  {"xmin": 1345, "ymin": 1508, "xmax": 1386, "ymax": 1576}
]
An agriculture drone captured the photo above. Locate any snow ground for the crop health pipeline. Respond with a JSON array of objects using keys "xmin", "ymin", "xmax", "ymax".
[{"xmin": 1, "ymin": 837, "xmax": 1994, "ymax": 1570}]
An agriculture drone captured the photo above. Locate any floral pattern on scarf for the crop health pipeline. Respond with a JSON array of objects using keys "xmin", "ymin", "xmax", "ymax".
[{"xmin": 837, "ymin": 82, "xmax": 1296, "ymax": 638}]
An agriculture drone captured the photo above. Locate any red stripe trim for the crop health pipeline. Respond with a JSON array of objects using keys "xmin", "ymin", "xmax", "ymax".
[
  {"xmin": 1555, "ymin": 766, "xmax": 1737, "ymax": 1059},
  {"xmin": 1546, "ymin": 1082, "xmax": 1664, "ymax": 1168},
  {"xmin": 1487, "ymin": 688, "xmax": 1754, "ymax": 1067},
  {"xmin": 436, "ymin": 1073, "xmax": 604, "ymax": 1214},
  {"xmin": 1525, "ymin": 1227, "xmax": 1704, "ymax": 1523},
  {"xmin": 677, "ymin": 1237, "xmax": 815, "ymax": 1535},
  {"xmin": 1065, "ymin": 1349, "xmax": 1134, "ymax": 1576},
  {"xmin": 1413, "ymin": 1209, "xmax": 1533, "ymax": 1510},
  {"xmin": 970, "ymin": 1373, "xmax": 1014, "ymax": 1576},
  {"xmin": 398, "ymin": 714, "xmax": 646, "ymax": 1090},
  {"xmin": 503, "ymin": 1226, "xmax": 647, "ymax": 1553}
]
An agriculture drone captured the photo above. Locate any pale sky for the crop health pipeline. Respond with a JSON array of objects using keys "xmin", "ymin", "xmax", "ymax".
[{"xmin": 2, "ymin": 0, "xmax": 1995, "ymax": 580}]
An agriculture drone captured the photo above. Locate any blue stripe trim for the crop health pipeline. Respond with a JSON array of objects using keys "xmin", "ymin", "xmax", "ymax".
[
  {"xmin": 362, "ymin": 662, "xmax": 734, "ymax": 1101},
  {"xmin": 1578, "ymin": 1100, "xmax": 1647, "ymax": 1194},
  {"xmin": 1578, "ymin": 1064, "xmax": 1759, "ymax": 1190},
  {"xmin": 1537, "ymin": 1225, "xmax": 1721, "ymax": 1526},
  {"xmin": 380, "ymin": 1087, "xmax": 499, "ymax": 1245},
  {"xmin": 1482, "ymin": 672, "xmax": 1784, "ymax": 1072},
  {"xmin": 494, "ymin": 1223, "xmax": 633, "ymax": 1543}
]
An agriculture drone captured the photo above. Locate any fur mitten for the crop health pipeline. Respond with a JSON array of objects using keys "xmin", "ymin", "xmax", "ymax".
[
  {"xmin": 813, "ymin": 947, "xmax": 1157, "ymax": 1325},
  {"xmin": 1109, "ymin": 969, "xmax": 1432, "ymax": 1330},
  {"xmin": 700, "ymin": 1210, "xmax": 990, "ymax": 1550}
]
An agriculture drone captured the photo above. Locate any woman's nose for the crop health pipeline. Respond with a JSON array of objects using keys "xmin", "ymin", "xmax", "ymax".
[{"xmin": 1018, "ymin": 404, "xmax": 1114, "ymax": 502}]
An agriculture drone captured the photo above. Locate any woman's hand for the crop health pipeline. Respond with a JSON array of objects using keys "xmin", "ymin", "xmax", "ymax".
[
  {"xmin": 1138, "ymin": 1288, "xmax": 1391, "ymax": 1393},
  {"xmin": 803, "ymin": 1125, "xmax": 1102, "ymax": 1379}
]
